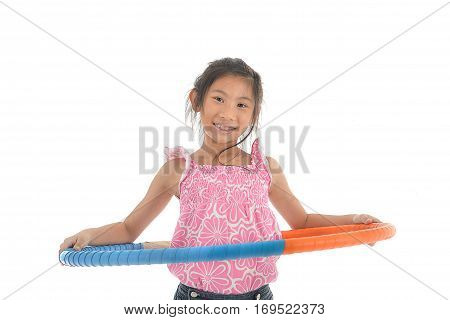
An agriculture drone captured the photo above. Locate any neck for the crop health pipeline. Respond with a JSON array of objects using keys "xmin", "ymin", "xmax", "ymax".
[{"xmin": 200, "ymin": 136, "xmax": 241, "ymax": 163}]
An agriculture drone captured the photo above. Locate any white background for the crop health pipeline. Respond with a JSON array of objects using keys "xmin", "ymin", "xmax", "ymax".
[{"xmin": 1, "ymin": 0, "xmax": 449, "ymax": 319}]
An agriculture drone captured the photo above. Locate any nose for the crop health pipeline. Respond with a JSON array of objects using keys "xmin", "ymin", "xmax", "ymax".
[{"xmin": 218, "ymin": 103, "xmax": 237, "ymax": 121}]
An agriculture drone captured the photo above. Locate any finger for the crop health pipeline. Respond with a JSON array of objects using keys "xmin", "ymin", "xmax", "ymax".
[
  {"xmin": 58, "ymin": 242, "xmax": 74, "ymax": 266},
  {"xmin": 59, "ymin": 238, "xmax": 73, "ymax": 254},
  {"xmin": 73, "ymin": 239, "xmax": 82, "ymax": 251},
  {"xmin": 353, "ymin": 214, "xmax": 362, "ymax": 224},
  {"xmin": 367, "ymin": 215, "xmax": 381, "ymax": 223},
  {"xmin": 59, "ymin": 241, "xmax": 70, "ymax": 253},
  {"xmin": 357, "ymin": 214, "xmax": 371, "ymax": 224},
  {"xmin": 73, "ymin": 238, "xmax": 88, "ymax": 251}
]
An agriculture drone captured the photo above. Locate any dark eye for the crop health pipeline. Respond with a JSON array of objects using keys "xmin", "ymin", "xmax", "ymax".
[
  {"xmin": 238, "ymin": 103, "xmax": 248, "ymax": 109},
  {"xmin": 214, "ymin": 97, "xmax": 223, "ymax": 103}
]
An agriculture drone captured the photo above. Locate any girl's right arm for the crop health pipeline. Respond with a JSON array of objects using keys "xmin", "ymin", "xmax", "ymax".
[{"xmin": 59, "ymin": 158, "xmax": 184, "ymax": 254}]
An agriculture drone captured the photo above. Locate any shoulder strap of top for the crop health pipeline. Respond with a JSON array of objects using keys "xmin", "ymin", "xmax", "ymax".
[
  {"xmin": 251, "ymin": 138, "xmax": 272, "ymax": 188},
  {"xmin": 164, "ymin": 146, "xmax": 190, "ymax": 162},
  {"xmin": 163, "ymin": 145, "xmax": 192, "ymax": 198}
]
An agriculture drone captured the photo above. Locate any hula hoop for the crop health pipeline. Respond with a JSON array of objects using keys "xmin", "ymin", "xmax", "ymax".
[{"xmin": 59, "ymin": 222, "xmax": 395, "ymax": 267}]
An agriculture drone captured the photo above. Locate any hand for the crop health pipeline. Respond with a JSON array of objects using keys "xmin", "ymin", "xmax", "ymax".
[
  {"xmin": 352, "ymin": 214, "xmax": 382, "ymax": 247},
  {"xmin": 143, "ymin": 241, "xmax": 171, "ymax": 249},
  {"xmin": 58, "ymin": 229, "xmax": 95, "ymax": 265}
]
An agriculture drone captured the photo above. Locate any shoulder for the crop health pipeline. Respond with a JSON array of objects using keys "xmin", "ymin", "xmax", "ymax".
[
  {"xmin": 266, "ymin": 156, "xmax": 282, "ymax": 173},
  {"xmin": 265, "ymin": 156, "xmax": 284, "ymax": 194},
  {"xmin": 163, "ymin": 157, "xmax": 187, "ymax": 178}
]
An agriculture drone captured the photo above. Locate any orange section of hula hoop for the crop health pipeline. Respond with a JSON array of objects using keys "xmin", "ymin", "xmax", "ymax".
[{"xmin": 281, "ymin": 222, "xmax": 396, "ymax": 254}]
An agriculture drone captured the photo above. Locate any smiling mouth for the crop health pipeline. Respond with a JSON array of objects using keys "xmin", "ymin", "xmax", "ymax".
[{"xmin": 213, "ymin": 123, "xmax": 237, "ymax": 132}]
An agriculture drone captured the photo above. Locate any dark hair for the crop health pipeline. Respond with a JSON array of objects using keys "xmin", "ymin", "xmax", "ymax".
[{"xmin": 185, "ymin": 57, "xmax": 264, "ymax": 171}]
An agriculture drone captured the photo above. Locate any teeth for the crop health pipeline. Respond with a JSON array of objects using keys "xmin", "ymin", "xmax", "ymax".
[{"xmin": 214, "ymin": 123, "xmax": 235, "ymax": 131}]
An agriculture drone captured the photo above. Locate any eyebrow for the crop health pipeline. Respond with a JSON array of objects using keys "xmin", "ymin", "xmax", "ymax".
[{"xmin": 210, "ymin": 89, "xmax": 253, "ymax": 102}]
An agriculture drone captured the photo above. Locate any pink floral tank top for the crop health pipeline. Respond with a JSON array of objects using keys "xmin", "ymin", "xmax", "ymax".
[{"xmin": 164, "ymin": 138, "xmax": 283, "ymax": 294}]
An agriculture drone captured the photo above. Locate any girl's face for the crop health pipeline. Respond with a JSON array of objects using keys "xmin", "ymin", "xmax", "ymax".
[{"xmin": 193, "ymin": 75, "xmax": 255, "ymax": 145}]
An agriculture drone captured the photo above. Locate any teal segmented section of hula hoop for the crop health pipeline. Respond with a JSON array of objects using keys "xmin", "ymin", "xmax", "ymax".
[
  {"xmin": 59, "ymin": 240, "xmax": 285, "ymax": 267},
  {"xmin": 73, "ymin": 243, "xmax": 144, "ymax": 252}
]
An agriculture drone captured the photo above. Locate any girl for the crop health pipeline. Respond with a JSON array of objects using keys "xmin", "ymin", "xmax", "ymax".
[{"xmin": 59, "ymin": 57, "xmax": 382, "ymax": 300}]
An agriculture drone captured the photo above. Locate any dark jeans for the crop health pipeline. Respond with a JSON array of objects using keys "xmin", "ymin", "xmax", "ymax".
[{"xmin": 173, "ymin": 282, "xmax": 274, "ymax": 300}]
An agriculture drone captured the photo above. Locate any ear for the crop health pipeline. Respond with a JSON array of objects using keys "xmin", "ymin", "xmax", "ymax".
[{"xmin": 189, "ymin": 89, "xmax": 199, "ymax": 112}]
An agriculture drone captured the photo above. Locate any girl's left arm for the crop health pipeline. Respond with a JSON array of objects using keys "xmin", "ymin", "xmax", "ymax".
[{"xmin": 266, "ymin": 156, "xmax": 382, "ymax": 229}]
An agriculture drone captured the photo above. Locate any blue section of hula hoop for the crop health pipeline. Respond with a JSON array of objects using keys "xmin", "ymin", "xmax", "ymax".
[{"xmin": 60, "ymin": 240, "xmax": 285, "ymax": 267}]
